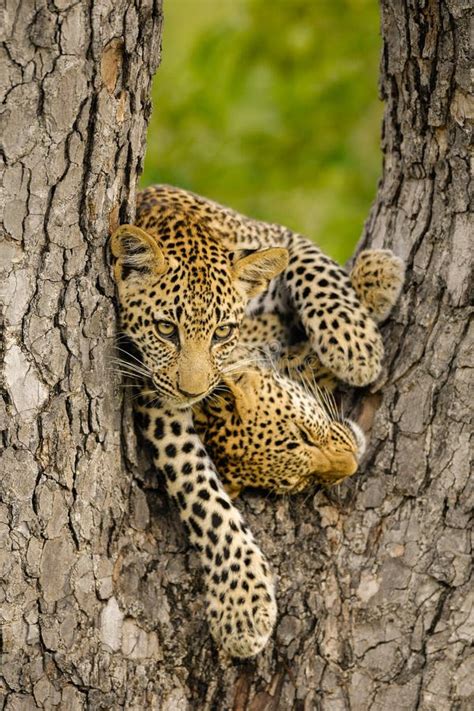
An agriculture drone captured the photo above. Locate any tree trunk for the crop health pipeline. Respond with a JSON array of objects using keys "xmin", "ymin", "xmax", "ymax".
[
  {"xmin": 2, "ymin": 1, "xmax": 472, "ymax": 710},
  {"xmin": 1, "ymin": 1, "xmax": 162, "ymax": 709}
]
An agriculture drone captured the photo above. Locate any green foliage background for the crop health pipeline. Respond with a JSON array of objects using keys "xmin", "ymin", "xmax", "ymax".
[{"xmin": 141, "ymin": 0, "xmax": 382, "ymax": 263}]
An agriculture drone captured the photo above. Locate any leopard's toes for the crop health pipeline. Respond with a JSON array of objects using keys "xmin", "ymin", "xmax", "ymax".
[
  {"xmin": 206, "ymin": 555, "xmax": 277, "ymax": 658},
  {"xmin": 313, "ymin": 329, "xmax": 384, "ymax": 387},
  {"xmin": 352, "ymin": 250, "xmax": 405, "ymax": 323},
  {"xmin": 210, "ymin": 594, "xmax": 277, "ymax": 659}
]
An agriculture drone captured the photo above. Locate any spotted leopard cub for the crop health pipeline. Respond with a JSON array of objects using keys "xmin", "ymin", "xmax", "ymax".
[
  {"xmin": 110, "ymin": 201, "xmax": 288, "ymax": 658},
  {"xmin": 194, "ymin": 365, "xmax": 366, "ymax": 498},
  {"xmin": 194, "ymin": 250, "xmax": 404, "ymax": 498},
  {"xmin": 111, "ymin": 184, "xmax": 403, "ymax": 658},
  {"xmin": 145, "ymin": 185, "xmax": 395, "ymax": 389}
]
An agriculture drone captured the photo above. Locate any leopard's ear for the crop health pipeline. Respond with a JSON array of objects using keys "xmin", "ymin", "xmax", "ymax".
[
  {"xmin": 110, "ymin": 225, "xmax": 166, "ymax": 280},
  {"xmin": 223, "ymin": 371, "xmax": 261, "ymax": 421},
  {"xmin": 232, "ymin": 247, "xmax": 288, "ymax": 297}
]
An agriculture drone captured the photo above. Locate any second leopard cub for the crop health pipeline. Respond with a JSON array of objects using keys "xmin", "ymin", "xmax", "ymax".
[{"xmin": 194, "ymin": 250, "xmax": 404, "ymax": 498}]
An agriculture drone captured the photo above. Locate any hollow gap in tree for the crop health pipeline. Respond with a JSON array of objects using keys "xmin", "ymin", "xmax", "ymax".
[{"xmin": 141, "ymin": 0, "xmax": 383, "ymax": 263}]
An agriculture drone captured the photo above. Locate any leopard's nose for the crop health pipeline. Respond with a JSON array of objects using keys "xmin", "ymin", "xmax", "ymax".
[{"xmin": 343, "ymin": 453, "xmax": 358, "ymax": 476}]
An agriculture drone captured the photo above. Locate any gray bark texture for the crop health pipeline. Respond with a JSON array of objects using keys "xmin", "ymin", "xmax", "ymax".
[
  {"xmin": 1, "ymin": 1, "xmax": 472, "ymax": 710},
  {"xmin": 1, "ymin": 0, "xmax": 162, "ymax": 708}
]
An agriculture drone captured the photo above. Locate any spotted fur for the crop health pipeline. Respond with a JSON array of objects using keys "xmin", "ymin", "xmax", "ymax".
[
  {"xmin": 194, "ymin": 250, "xmax": 404, "ymax": 498},
  {"xmin": 111, "ymin": 193, "xmax": 286, "ymax": 658},
  {"xmin": 138, "ymin": 186, "xmax": 390, "ymax": 387},
  {"xmin": 194, "ymin": 365, "xmax": 366, "ymax": 498},
  {"xmin": 111, "ymin": 185, "xmax": 404, "ymax": 658}
]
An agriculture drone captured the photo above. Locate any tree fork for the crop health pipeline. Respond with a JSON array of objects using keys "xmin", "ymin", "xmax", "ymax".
[{"xmin": 1, "ymin": 1, "xmax": 472, "ymax": 709}]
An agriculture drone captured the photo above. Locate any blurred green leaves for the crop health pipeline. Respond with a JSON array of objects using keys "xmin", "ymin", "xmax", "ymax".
[{"xmin": 142, "ymin": 0, "xmax": 382, "ymax": 262}]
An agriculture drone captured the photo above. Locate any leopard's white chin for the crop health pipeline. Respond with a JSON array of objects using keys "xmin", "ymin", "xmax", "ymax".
[{"xmin": 346, "ymin": 420, "xmax": 366, "ymax": 460}]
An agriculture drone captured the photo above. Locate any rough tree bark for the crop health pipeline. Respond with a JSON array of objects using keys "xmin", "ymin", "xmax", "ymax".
[
  {"xmin": 1, "ymin": 1, "xmax": 472, "ymax": 710},
  {"xmin": 1, "ymin": 1, "xmax": 162, "ymax": 709}
]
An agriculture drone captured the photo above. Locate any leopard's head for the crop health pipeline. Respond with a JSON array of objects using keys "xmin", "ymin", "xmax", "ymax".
[
  {"xmin": 194, "ymin": 366, "xmax": 366, "ymax": 496},
  {"xmin": 110, "ymin": 219, "xmax": 288, "ymax": 406}
]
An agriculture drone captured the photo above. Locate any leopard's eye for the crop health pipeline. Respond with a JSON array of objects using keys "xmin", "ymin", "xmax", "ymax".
[
  {"xmin": 156, "ymin": 320, "xmax": 177, "ymax": 338},
  {"xmin": 213, "ymin": 324, "xmax": 235, "ymax": 341},
  {"xmin": 297, "ymin": 426, "xmax": 316, "ymax": 447}
]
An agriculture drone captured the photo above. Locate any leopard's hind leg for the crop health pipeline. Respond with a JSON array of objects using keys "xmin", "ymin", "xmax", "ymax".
[{"xmin": 274, "ymin": 249, "xmax": 405, "ymax": 390}]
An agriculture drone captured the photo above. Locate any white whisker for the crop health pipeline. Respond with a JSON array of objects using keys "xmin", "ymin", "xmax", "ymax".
[
  {"xmin": 113, "ymin": 346, "xmax": 149, "ymax": 368},
  {"xmin": 109, "ymin": 357, "xmax": 152, "ymax": 379}
]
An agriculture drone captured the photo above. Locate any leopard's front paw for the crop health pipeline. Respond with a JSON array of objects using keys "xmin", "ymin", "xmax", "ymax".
[
  {"xmin": 206, "ymin": 545, "xmax": 277, "ymax": 658},
  {"xmin": 311, "ymin": 316, "xmax": 384, "ymax": 387},
  {"xmin": 351, "ymin": 250, "xmax": 405, "ymax": 323}
]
